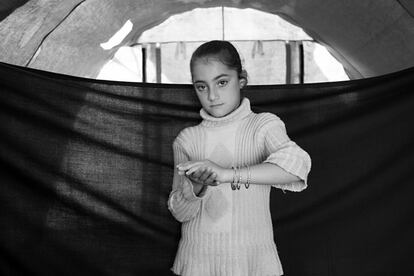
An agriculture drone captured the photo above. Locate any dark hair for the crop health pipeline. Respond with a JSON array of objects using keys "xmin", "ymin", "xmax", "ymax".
[{"xmin": 190, "ymin": 40, "xmax": 247, "ymax": 81}]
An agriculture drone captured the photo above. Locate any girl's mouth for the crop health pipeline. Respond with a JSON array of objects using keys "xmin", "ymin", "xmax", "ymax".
[{"xmin": 210, "ymin": 103, "xmax": 224, "ymax": 108}]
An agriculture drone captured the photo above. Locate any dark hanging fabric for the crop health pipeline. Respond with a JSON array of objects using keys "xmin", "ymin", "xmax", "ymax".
[{"xmin": 0, "ymin": 61, "xmax": 413, "ymax": 276}]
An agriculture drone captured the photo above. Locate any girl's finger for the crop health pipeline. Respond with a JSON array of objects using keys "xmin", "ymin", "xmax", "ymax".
[
  {"xmin": 177, "ymin": 163, "xmax": 196, "ymax": 174},
  {"xmin": 177, "ymin": 162, "xmax": 191, "ymax": 169},
  {"xmin": 188, "ymin": 175, "xmax": 203, "ymax": 185},
  {"xmin": 191, "ymin": 167, "xmax": 206, "ymax": 178},
  {"xmin": 205, "ymin": 172, "xmax": 217, "ymax": 185},
  {"xmin": 199, "ymin": 167, "xmax": 212, "ymax": 182},
  {"xmin": 185, "ymin": 165, "xmax": 203, "ymax": 176},
  {"xmin": 179, "ymin": 161, "xmax": 202, "ymax": 172}
]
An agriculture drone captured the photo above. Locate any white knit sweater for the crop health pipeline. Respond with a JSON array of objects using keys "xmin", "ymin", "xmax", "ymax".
[{"xmin": 168, "ymin": 98, "xmax": 311, "ymax": 276}]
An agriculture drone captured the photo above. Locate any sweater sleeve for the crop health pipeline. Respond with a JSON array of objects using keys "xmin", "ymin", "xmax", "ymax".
[
  {"xmin": 167, "ymin": 135, "xmax": 209, "ymax": 222},
  {"xmin": 261, "ymin": 113, "xmax": 311, "ymax": 192}
]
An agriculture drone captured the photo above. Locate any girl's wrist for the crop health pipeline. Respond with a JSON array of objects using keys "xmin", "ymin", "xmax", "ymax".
[{"xmin": 223, "ymin": 168, "xmax": 234, "ymax": 183}]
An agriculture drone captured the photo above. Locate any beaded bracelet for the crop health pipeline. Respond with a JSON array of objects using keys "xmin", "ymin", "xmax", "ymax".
[
  {"xmin": 245, "ymin": 165, "xmax": 250, "ymax": 189},
  {"xmin": 231, "ymin": 166, "xmax": 237, "ymax": 190},
  {"xmin": 231, "ymin": 166, "xmax": 252, "ymax": 190},
  {"xmin": 236, "ymin": 166, "xmax": 241, "ymax": 190}
]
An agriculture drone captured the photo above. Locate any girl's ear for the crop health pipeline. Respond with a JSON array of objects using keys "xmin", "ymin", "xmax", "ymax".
[
  {"xmin": 239, "ymin": 78, "xmax": 247, "ymax": 89},
  {"xmin": 239, "ymin": 69, "xmax": 248, "ymax": 89}
]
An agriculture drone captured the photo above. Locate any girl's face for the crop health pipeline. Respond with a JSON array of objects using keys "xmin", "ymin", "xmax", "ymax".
[{"xmin": 191, "ymin": 58, "xmax": 245, "ymax": 118}]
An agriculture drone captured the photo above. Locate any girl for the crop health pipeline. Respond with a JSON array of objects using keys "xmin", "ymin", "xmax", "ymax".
[{"xmin": 168, "ymin": 40, "xmax": 311, "ymax": 276}]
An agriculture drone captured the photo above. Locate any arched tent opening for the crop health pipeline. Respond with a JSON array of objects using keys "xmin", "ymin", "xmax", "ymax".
[
  {"xmin": 97, "ymin": 7, "xmax": 349, "ymax": 84},
  {"xmin": 1, "ymin": 0, "xmax": 413, "ymax": 79}
]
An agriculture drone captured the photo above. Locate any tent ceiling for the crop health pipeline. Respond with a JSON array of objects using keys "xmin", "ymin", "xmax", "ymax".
[
  {"xmin": 0, "ymin": 0, "xmax": 413, "ymax": 79},
  {"xmin": 0, "ymin": 0, "xmax": 28, "ymax": 22}
]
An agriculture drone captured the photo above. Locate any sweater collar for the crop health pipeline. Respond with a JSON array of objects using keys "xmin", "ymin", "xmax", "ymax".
[{"xmin": 200, "ymin": 97, "xmax": 252, "ymax": 127}]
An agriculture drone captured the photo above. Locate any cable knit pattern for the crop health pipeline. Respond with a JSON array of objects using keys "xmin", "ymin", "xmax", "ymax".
[{"xmin": 168, "ymin": 98, "xmax": 311, "ymax": 276}]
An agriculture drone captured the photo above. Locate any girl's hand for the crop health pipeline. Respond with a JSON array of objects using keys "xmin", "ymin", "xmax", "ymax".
[
  {"xmin": 189, "ymin": 167, "xmax": 219, "ymax": 186},
  {"xmin": 177, "ymin": 160, "xmax": 231, "ymax": 186}
]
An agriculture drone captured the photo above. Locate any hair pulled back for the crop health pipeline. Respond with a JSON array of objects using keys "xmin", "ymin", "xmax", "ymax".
[{"xmin": 190, "ymin": 40, "xmax": 247, "ymax": 81}]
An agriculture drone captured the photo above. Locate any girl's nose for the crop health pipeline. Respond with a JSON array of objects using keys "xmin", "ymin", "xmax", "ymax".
[{"xmin": 208, "ymin": 88, "xmax": 219, "ymax": 101}]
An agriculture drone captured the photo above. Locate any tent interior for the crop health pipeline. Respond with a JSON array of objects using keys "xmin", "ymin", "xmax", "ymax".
[{"xmin": 1, "ymin": 1, "xmax": 414, "ymax": 276}]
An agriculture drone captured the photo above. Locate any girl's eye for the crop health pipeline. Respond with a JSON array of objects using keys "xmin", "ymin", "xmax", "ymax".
[
  {"xmin": 195, "ymin": 84, "xmax": 207, "ymax": 92},
  {"xmin": 217, "ymin": 80, "xmax": 228, "ymax": 87}
]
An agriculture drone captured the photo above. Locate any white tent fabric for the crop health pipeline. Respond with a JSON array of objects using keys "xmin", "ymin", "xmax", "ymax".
[{"xmin": 0, "ymin": 0, "xmax": 413, "ymax": 79}]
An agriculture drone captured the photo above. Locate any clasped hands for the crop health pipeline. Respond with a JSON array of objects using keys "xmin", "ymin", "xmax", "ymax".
[{"xmin": 177, "ymin": 160, "xmax": 231, "ymax": 186}]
